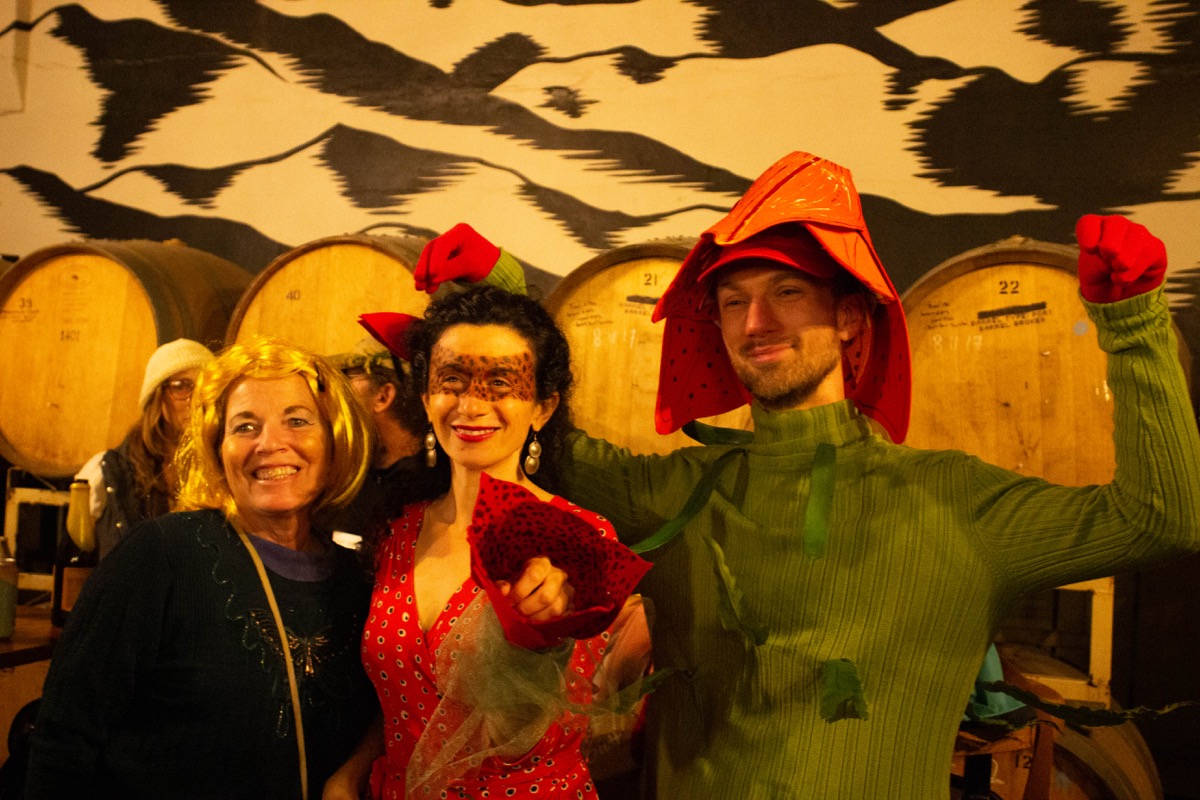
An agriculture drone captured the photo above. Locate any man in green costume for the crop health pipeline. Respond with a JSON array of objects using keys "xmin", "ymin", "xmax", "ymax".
[{"xmin": 410, "ymin": 151, "xmax": 1200, "ymax": 798}]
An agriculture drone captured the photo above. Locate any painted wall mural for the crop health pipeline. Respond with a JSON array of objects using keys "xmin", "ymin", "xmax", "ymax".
[{"xmin": 3, "ymin": 0, "xmax": 1199, "ymax": 303}]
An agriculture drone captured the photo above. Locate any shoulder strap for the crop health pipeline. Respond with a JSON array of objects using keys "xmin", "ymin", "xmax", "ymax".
[{"xmin": 235, "ymin": 526, "xmax": 308, "ymax": 800}]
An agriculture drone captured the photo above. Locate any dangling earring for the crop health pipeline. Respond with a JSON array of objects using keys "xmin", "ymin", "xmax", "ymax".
[
  {"xmin": 523, "ymin": 431, "xmax": 542, "ymax": 476},
  {"xmin": 424, "ymin": 426, "xmax": 438, "ymax": 468}
]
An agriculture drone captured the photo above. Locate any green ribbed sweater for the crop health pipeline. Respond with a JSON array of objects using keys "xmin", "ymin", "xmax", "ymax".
[{"xmin": 563, "ymin": 289, "xmax": 1200, "ymax": 798}]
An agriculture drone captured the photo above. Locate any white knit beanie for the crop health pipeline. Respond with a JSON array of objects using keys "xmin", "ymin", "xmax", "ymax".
[{"xmin": 139, "ymin": 338, "xmax": 215, "ymax": 408}]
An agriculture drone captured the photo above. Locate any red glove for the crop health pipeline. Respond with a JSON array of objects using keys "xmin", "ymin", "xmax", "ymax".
[
  {"xmin": 1075, "ymin": 214, "xmax": 1167, "ymax": 303},
  {"xmin": 414, "ymin": 222, "xmax": 501, "ymax": 294}
]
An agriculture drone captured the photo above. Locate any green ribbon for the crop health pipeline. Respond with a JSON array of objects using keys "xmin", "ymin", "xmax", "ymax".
[
  {"xmin": 682, "ymin": 420, "xmax": 755, "ymax": 446},
  {"xmin": 978, "ymin": 681, "xmax": 1199, "ymax": 729},
  {"xmin": 630, "ymin": 448, "xmax": 745, "ymax": 556},
  {"xmin": 802, "ymin": 443, "xmax": 836, "ymax": 559},
  {"xmin": 684, "ymin": 425, "xmax": 835, "ymax": 559},
  {"xmin": 602, "ymin": 666, "xmax": 678, "ymax": 714},
  {"xmin": 630, "ymin": 448, "xmax": 767, "ymax": 645}
]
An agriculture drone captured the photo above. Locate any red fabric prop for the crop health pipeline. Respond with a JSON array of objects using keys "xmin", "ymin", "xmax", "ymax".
[
  {"xmin": 415, "ymin": 222, "xmax": 501, "ymax": 294},
  {"xmin": 358, "ymin": 311, "xmax": 419, "ymax": 363},
  {"xmin": 1075, "ymin": 214, "xmax": 1167, "ymax": 303},
  {"xmin": 468, "ymin": 474, "xmax": 652, "ymax": 650},
  {"xmin": 652, "ymin": 150, "xmax": 912, "ymax": 444}
]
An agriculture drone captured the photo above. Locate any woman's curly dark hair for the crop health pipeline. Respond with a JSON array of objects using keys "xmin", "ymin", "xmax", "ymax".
[{"xmin": 406, "ymin": 284, "xmax": 575, "ymax": 497}]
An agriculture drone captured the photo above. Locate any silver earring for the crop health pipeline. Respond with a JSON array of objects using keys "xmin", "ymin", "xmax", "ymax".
[
  {"xmin": 424, "ymin": 426, "xmax": 438, "ymax": 468},
  {"xmin": 523, "ymin": 432, "xmax": 542, "ymax": 476}
]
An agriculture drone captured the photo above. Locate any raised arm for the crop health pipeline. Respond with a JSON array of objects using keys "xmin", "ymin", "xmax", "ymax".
[{"xmin": 973, "ymin": 215, "xmax": 1200, "ymax": 593}]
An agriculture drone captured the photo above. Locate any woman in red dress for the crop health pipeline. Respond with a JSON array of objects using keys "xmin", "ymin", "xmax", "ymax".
[{"xmin": 328, "ymin": 284, "xmax": 648, "ymax": 799}]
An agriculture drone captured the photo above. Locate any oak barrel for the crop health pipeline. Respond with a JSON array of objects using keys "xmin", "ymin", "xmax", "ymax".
[
  {"xmin": 949, "ymin": 705, "xmax": 1162, "ymax": 800},
  {"xmin": 0, "ymin": 240, "xmax": 251, "ymax": 478},
  {"xmin": 545, "ymin": 239, "xmax": 752, "ymax": 456},
  {"xmin": 904, "ymin": 237, "xmax": 1117, "ymax": 484},
  {"xmin": 902, "ymin": 235, "xmax": 1191, "ymax": 483},
  {"xmin": 225, "ymin": 234, "xmax": 430, "ymax": 355}
]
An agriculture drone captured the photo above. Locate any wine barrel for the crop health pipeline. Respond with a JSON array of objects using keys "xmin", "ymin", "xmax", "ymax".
[
  {"xmin": 225, "ymin": 234, "xmax": 430, "ymax": 355},
  {"xmin": 949, "ymin": 713, "xmax": 1161, "ymax": 800},
  {"xmin": 1051, "ymin": 724, "xmax": 1163, "ymax": 800},
  {"xmin": 0, "ymin": 240, "xmax": 251, "ymax": 478},
  {"xmin": 902, "ymin": 235, "xmax": 1191, "ymax": 484},
  {"xmin": 992, "ymin": 645, "xmax": 1164, "ymax": 800},
  {"xmin": 904, "ymin": 237, "xmax": 1110, "ymax": 485},
  {"xmin": 545, "ymin": 240, "xmax": 752, "ymax": 456}
]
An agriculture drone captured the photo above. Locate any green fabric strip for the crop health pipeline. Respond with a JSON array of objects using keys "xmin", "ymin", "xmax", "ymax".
[
  {"xmin": 820, "ymin": 659, "xmax": 869, "ymax": 722},
  {"xmin": 802, "ymin": 442, "xmax": 836, "ymax": 559},
  {"xmin": 630, "ymin": 448, "xmax": 745, "ymax": 555},
  {"xmin": 705, "ymin": 535, "xmax": 768, "ymax": 646},
  {"xmin": 628, "ymin": 447, "xmax": 767, "ymax": 645},
  {"xmin": 604, "ymin": 666, "xmax": 677, "ymax": 714},
  {"xmin": 682, "ymin": 420, "xmax": 755, "ymax": 446},
  {"xmin": 979, "ymin": 681, "xmax": 1199, "ymax": 728}
]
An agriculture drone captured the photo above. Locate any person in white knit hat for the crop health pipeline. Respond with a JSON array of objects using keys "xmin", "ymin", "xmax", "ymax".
[{"xmin": 75, "ymin": 338, "xmax": 215, "ymax": 558}]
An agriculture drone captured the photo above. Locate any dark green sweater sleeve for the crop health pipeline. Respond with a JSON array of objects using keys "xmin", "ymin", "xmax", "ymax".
[
  {"xmin": 958, "ymin": 288, "xmax": 1200, "ymax": 596},
  {"xmin": 562, "ymin": 430, "xmax": 711, "ymax": 545}
]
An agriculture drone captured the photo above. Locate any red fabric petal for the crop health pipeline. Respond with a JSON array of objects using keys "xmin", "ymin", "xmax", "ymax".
[
  {"xmin": 468, "ymin": 474, "xmax": 652, "ymax": 650},
  {"xmin": 707, "ymin": 153, "xmax": 868, "ymax": 244},
  {"xmin": 358, "ymin": 311, "xmax": 419, "ymax": 362},
  {"xmin": 653, "ymin": 317, "xmax": 751, "ymax": 435}
]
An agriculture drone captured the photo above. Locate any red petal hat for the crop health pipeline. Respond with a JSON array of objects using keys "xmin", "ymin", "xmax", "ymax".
[
  {"xmin": 468, "ymin": 473, "xmax": 652, "ymax": 650},
  {"xmin": 652, "ymin": 151, "xmax": 911, "ymax": 443}
]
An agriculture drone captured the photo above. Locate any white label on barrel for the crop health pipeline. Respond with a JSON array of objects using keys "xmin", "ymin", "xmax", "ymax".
[{"xmin": 919, "ymin": 298, "xmax": 1053, "ymax": 335}]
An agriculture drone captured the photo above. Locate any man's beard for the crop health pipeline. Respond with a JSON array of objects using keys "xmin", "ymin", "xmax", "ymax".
[{"xmin": 730, "ymin": 339, "xmax": 841, "ymax": 412}]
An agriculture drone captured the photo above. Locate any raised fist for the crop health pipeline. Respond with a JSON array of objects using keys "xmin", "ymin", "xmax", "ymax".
[
  {"xmin": 414, "ymin": 222, "xmax": 500, "ymax": 294},
  {"xmin": 1075, "ymin": 214, "xmax": 1167, "ymax": 303}
]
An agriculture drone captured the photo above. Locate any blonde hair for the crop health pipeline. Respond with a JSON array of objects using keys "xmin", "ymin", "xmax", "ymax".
[
  {"xmin": 175, "ymin": 335, "xmax": 373, "ymax": 529},
  {"xmin": 122, "ymin": 382, "xmax": 181, "ymax": 510}
]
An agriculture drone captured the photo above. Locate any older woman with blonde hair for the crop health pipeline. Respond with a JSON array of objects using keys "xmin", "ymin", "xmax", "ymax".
[{"xmin": 27, "ymin": 335, "xmax": 381, "ymax": 800}]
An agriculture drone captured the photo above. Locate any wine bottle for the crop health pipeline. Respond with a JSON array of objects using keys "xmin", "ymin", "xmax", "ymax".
[
  {"xmin": 52, "ymin": 479, "xmax": 98, "ymax": 627},
  {"xmin": 0, "ymin": 536, "xmax": 17, "ymax": 640}
]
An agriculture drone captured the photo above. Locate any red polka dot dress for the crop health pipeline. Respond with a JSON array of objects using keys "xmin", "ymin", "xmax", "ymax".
[{"xmin": 362, "ymin": 498, "xmax": 615, "ymax": 799}]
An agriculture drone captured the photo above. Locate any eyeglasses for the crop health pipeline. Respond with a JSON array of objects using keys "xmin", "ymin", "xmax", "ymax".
[
  {"xmin": 163, "ymin": 378, "xmax": 195, "ymax": 398},
  {"xmin": 340, "ymin": 367, "xmax": 368, "ymax": 380}
]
